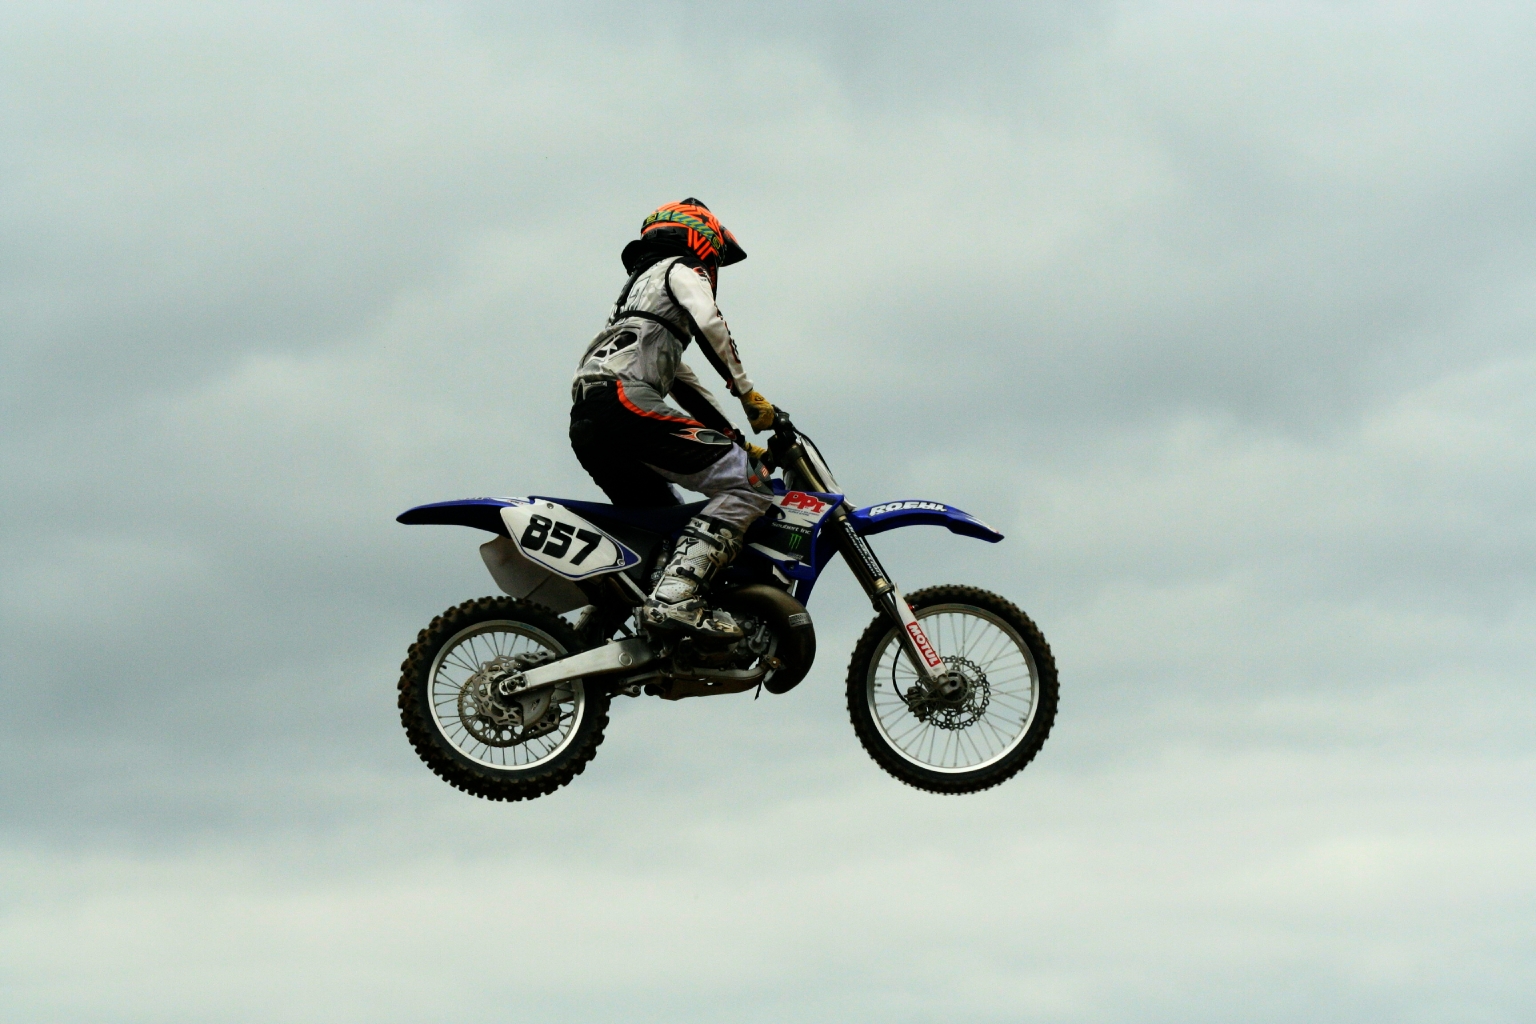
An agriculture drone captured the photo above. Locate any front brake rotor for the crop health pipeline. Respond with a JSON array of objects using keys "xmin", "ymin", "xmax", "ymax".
[{"xmin": 900, "ymin": 655, "xmax": 991, "ymax": 730}]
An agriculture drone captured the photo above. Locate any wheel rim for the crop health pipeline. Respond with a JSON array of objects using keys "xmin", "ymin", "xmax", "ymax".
[
  {"xmin": 428, "ymin": 620, "xmax": 586, "ymax": 770},
  {"xmin": 866, "ymin": 603, "xmax": 1039, "ymax": 773}
]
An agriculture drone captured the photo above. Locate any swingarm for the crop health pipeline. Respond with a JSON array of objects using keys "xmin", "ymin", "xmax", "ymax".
[{"xmin": 493, "ymin": 632, "xmax": 776, "ymax": 699}]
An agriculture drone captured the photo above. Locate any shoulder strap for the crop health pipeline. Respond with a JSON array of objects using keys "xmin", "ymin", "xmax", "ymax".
[
  {"xmin": 608, "ymin": 261, "xmax": 652, "ymax": 324},
  {"xmin": 610, "ymin": 256, "xmax": 691, "ymax": 342},
  {"xmin": 613, "ymin": 309, "xmax": 689, "ymax": 342}
]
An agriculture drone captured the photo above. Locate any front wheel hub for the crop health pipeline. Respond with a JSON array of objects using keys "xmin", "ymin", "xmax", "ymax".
[{"xmin": 903, "ymin": 656, "xmax": 991, "ymax": 730}]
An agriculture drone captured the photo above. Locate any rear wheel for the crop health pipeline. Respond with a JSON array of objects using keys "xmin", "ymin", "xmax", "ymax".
[
  {"xmin": 846, "ymin": 585, "xmax": 1057, "ymax": 794},
  {"xmin": 398, "ymin": 596, "xmax": 610, "ymax": 801}
]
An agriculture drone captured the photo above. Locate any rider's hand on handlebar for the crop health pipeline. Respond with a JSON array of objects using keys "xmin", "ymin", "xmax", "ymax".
[
  {"xmin": 744, "ymin": 441, "xmax": 773, "ymax": 469},
  {"xmin": 740, "ymin": 389, "xmax": 776, "ymax": 433}
]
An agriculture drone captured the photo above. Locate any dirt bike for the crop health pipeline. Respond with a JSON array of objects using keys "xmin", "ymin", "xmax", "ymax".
[{"xmin": 395, "ymin": 408, "xmax": 1058, "ymax": 801}]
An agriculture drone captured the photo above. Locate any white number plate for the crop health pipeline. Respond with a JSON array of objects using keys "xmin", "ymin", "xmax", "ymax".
[{"xmin": 499, "ymin": 501, "xmax": 638, "ymax": 580}]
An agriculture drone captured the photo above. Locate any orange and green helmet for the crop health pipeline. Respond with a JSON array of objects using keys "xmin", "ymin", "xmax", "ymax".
[{"xmin": 637, "ymin": 198, "xmax": 746, "ymax": 267}]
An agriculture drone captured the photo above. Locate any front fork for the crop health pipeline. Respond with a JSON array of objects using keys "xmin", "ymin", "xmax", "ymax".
[
  {"xmin": 770, "ymin": 418, "xmax": 945, "ymax": 685},
  {"xmin": 829, "ymin": 510, "xmax": 946, "ymax": 684}
]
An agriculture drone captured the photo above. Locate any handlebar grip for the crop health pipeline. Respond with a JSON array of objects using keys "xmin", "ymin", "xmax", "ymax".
[
  {"xmin": 771, "ymin": 406, "xmax": 794, "ymax": 436},
  {"xmin": 766, "ymin": 408, "xmax": 796, "ymax": 464}
]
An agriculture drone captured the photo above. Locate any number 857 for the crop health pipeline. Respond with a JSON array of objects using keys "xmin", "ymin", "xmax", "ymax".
[{"xmin": 520, "ymin": 514, "xmax": 604, "ymax": 565}]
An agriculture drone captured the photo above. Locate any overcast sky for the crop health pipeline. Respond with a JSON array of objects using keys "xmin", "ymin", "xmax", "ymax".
[{"xmin": 3, "ymin": 2, "xmax": 1534, "ymax": 1021}]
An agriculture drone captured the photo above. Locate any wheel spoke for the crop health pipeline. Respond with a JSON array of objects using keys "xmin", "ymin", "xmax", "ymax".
[
  {"xmin": 865, "ymin": 603, "xmax": 1042, "ymax": 775},
  {"xmin": 427, "ymin": 620, "xmax": 584, "ymax": 773}
]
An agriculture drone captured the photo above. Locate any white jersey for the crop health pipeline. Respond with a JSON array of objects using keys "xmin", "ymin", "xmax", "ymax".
[{"xmin": 574, "ymin": 257, "xmax": 754, "ymax": 402}]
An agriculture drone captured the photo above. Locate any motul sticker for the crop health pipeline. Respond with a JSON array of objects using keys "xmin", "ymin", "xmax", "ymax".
[{"xmin": 906, "ymin": 621, "xmax": 944, "ymax": 668}]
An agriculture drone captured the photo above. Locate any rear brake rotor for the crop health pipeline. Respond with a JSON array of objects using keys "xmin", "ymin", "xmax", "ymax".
[{"xmin": 458, "ymin": 653, "xmax": 561, "ymax": 746}]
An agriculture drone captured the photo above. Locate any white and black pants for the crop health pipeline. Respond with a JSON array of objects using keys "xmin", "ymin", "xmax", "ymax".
[{"xmin": 569, "ymin": 379, "xmax": 773, "ymax": 532}]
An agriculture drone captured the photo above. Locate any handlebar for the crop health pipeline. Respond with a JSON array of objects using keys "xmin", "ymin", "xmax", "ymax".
[
  {"xmin": 765, "ymin": 406, "xmax": 843, "ymax": 498},
  {"xmin": 766, "ymin": 406, "xmax": 798, "ymax": 467},
  {"xmin": 770, "ymin": 405, "xmax": 796, "ymax": 439}
]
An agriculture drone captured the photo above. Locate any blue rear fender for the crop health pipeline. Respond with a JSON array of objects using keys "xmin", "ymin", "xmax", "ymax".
[
  {"xmin": 848, "ymin": 500, "xmax": 1004, "ymax": 543},
  {"xmin": 397, "ymin": 497, "xmax": 517, "ymax": 535}
]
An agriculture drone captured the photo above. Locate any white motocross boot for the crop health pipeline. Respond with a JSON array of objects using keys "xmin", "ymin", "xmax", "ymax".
[{"xmin": 641, "ymin": 516, "xmax": 745, "ymax": 642}]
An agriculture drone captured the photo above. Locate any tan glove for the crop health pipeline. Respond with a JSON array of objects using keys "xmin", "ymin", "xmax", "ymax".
[
  {"xmin": 744, "ymin": 441, "xmax": 769, "ymax": 464},
  {"xmin": 740, "ymin": 390, "xmax": 775, "ymax": 433}
]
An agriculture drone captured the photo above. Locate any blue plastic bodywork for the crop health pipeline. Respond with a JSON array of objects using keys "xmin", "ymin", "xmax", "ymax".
[
  {"xmin": 528, "ymin": 495, "xmax": 707, "ymax": 537},
  {"xmin": 396, "ymin": 497, "xmax": 517, "ymax": 535},
  {"xmin": 395, "ymin": 496, "xmax": 712, "ymax": 538},
  {"xmin": 398, "ymin": 492, "xmax": 1002, "ymax": 608},
  {"xmin": 739, "ymin": 490, "xmax": 844, "ymax": 604},
  {"xmin": 848, "ymin": 500, "xmax": 1004, "ymax": 543}
]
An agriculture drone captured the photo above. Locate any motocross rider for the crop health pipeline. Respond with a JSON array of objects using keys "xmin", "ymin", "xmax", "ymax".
[{"xmin": 570, "ymin": 199, "xmax": 777, "ymax": 641}]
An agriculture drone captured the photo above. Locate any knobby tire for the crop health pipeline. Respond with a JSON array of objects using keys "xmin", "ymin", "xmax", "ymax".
[
  {"xmin": 397, "ymin": 596, "xmax": 610, "ymax": 802},
  {"xmin": 845, "ymin": 585, "xmax": 1058, "ymax": 794}
]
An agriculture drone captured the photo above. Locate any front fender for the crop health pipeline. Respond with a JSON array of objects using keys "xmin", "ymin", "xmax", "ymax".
[{"xmin": 848, "ymin": 500, "xmax": 1004, "ymax": 543}]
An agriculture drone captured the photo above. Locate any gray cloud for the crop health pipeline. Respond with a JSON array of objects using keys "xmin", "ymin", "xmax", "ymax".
[{"xmin": 2, "ymin": 2, "xmax": 1535, "ymax": 1021}]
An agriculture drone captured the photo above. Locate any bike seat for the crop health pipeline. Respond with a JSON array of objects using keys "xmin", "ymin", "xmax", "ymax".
[{"xmin": 530, "ymin": 496, "xmax": 709, "ymax": 539}]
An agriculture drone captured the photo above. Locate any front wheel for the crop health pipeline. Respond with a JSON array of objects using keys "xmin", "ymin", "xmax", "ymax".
[
  {"xmin": 397, "ymin": 596, "xmax": 610, "ymax": 801},
  {"xmin": 846, "ymin": 585, "xmax": 1057, "ymax": 794}
]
